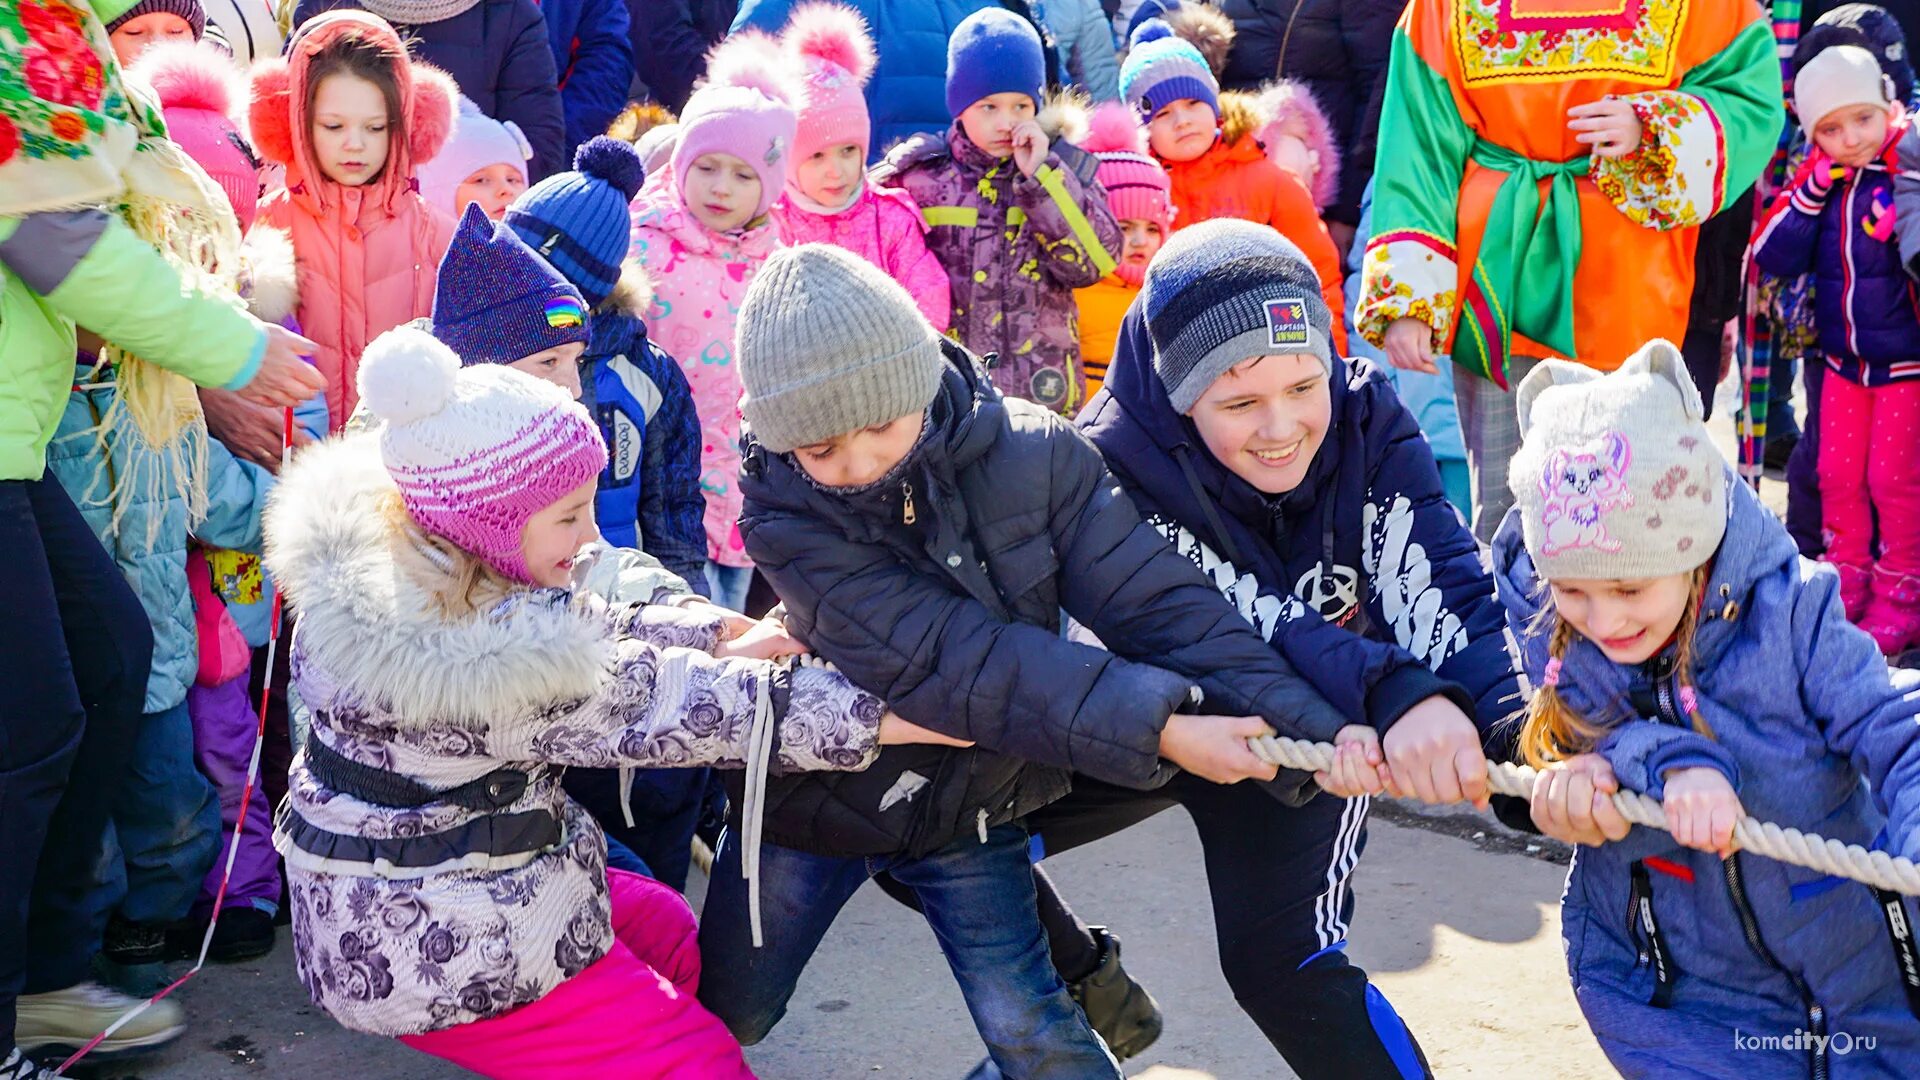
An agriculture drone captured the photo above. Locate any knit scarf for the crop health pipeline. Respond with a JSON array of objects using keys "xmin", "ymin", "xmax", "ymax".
[
  {"xmin": 3, "ymin": 0, "xmax": 246, "ymax": 539},
  {"xmin": 354, "ymin": 0, "xmax": 484, "ymax": 26}
]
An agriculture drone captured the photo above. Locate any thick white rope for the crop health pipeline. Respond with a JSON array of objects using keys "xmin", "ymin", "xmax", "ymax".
[{"xmin": 1247, "ymin": 735, "xmax": 1920, "ymax": 895}]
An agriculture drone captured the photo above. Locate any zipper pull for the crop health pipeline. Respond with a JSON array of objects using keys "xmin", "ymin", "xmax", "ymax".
[
  {"xmin": 902, "ymin": 481, "xmax": 917, "ymax": 525},
  {"xmin": 977, "ymin": 807, "xmax": 989, "ymax": 844}
]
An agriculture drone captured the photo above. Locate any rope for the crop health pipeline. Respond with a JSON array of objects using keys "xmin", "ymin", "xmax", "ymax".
[{"xmin": 1246, "ymin": 735, "xmax": 1920, "ymax": 896}]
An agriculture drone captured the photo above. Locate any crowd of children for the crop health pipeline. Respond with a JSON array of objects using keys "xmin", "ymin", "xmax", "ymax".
[{"xmin": 6, "ymin": 1, "xmax": 1920, "ymax": 1079}]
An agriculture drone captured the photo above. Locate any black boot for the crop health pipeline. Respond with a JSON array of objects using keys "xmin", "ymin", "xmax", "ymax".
[{"xmin": 1069, "ymin": 927, "xmax": 1162, "ymax": 1060}]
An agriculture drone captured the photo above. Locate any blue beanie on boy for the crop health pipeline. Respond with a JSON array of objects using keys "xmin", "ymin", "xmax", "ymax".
[
  {"xmin": 945, "ymin": 8, "xmax": 1046, "ymax": 118},
  {"xmin": 434, "ymin": 203, "xmax": 591, "ymax": 367},
  {"xmin": 1120, "ymin": 19, "xmax": 1220, "ymax": 120},
  {"xmin": 506, "ymin": 137, "xmax": 646, "ymax": 309}
]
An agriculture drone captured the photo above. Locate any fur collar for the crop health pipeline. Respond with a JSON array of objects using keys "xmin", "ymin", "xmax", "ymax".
[
  {"xmin": 1037, "ymin": 88, "xmax": 1090, "ymax": 144},
  {"xmin": 596, "ymin": 262, "xmax": 655, "ymax": 320},
  {"xmin": 1220, "ymin": 91, "xmax": 1262, "ymax": 148},
  {"xmin": 262, "ymin": 435, "xmax": 614, "ymax": 727},
  {"xmin": 242, "ymin": 226, "xmax": 299, "ymax": 325}
]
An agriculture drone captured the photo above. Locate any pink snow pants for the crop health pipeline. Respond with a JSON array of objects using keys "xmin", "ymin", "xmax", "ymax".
[
  {"xmin": 401, "ymin": 869, "xmax": 757, "ymax": 1079},
  {"xmin": 1819, "ymin": 374, "xmax": 1920, "ymax": 579}
]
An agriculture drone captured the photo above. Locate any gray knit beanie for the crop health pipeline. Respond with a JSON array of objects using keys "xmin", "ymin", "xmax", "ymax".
[
  {"xmin": 1139, "ymin": 219, "xmax": 1334, "ymax": 414},
  {"xmin": 1508, "ymin": 339, "xmax": 1728, "ymax": 582},
  {"xmin": 737, "ymin": 243, "xmax": 947, "ymax": 453}
]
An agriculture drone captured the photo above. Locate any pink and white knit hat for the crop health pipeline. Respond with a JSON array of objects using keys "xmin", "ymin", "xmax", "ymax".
[
  {"xmin": 358, "ymin": 326, "xmax": 607, "ymax": 583},
  {"xmin": 671, "ymin": 31, "xmax": 799, "ymax": 221},
  {"xmin": 782, "ymin": 3, "xmax": 877, "ymax": 168}
]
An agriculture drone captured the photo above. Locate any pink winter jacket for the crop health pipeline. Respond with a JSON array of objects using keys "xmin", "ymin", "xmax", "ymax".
[
  {"xmin": 249, "ymin": 12, "xmax": 458, "ymax": 433},
  {"xmin": 629, "ymin": 170, "xmax": 781, "ymax": 569},
  {"xmin": 771, "ymin": 182, "xmax": 951, "ymax": 331}
]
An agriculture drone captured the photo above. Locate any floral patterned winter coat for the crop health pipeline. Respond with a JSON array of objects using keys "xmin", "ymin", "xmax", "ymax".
[
  {"xmin": 629, "ymin": 169, "xmax": 782, "ymax": 569},
  {"xmin": 261, "ymin": 435, "xmax": 885, "ymax": 1037},
  {"xmin": 874, "ymin": 102, "xmax": 1121, "ymax": 415}
]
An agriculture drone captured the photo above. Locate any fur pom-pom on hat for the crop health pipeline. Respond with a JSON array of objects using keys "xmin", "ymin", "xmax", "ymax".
[
  {"xmin": 136, "ymin": 41, "xmax": 262, "ymax": 230},
  {"xmin": 359, "ymin": 325, "xmax": 458, "ymax": 427},
  {"xmin": 1162, "ymin": 1, "xmax": 1234, "ymax": 77},
  {"xmin": 1082, "ymin": 100, "xmax": 1149, "ymax": 155},
  {"xmin": 783, "ymin": 2, "xmax": 879, "ymax": 167},
  {"xmin": 671, "ymin": 31, "xmax": 800, "ymax": 221}
]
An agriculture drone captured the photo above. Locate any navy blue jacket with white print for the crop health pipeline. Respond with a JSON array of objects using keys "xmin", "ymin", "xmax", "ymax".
[{"xmin": 1077, "ymin": 303, "xmax": 1524, "ymax": 751}]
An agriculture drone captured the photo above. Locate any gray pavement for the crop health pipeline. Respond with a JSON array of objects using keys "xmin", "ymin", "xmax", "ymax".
[{"xmin": 84, "ymin": 805, "xmax": 1611, "ymax": 1079}]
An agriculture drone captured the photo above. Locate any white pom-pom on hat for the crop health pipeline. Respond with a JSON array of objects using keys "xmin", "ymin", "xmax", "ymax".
[{"xmin": 358, "ymin": 325, "xmax": 459, "ymax": 427}]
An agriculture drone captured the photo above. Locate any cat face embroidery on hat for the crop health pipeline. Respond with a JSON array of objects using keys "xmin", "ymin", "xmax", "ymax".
[
  {"xmin": 1538, "ymin": 431, "xmax": 1633, "ymax": 556},
  {"xmin": 1265, "ymin": 297, "xmax": 1311, "ymax": 350}
]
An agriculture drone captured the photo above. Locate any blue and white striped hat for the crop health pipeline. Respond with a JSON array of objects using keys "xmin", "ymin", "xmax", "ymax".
[{"xmin": 1120, "ymin": 19, "xmax": 1220, "ymax": 120}]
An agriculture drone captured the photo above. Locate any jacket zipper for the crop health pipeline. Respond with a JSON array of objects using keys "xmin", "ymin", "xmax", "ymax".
[
  {"xmin": 1724, "ymin": 854, "xmax": 1827, "ymax": 1079},
  {"xmin": 901, "ymin": 481, "xmax": 917, "ymax": 525}
]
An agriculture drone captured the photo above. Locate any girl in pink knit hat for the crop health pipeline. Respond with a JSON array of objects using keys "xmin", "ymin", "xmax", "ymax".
[
  {"xmin": 628, "ymin": 31, "xmax": 796, "ymax": 611},
  {"xmin": 262, "ymin": 325, "xmax": 960, "ymax": 1078},
  {"xmin": 768, "ymin": 3, "xmax": 951, "ymax": 332},
  {"xmin": 1073, "ymin": 101, "xmax": 1175, "ymax": 398}
]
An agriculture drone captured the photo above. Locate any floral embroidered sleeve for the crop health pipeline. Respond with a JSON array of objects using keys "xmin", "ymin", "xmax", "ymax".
[
  {"xmin": 1588, "ymin": 20, "xmax": 1781, "ymax": 231},
  {"xmin": 1357, "ymin": 5, "xmax": 1470, "ymax": 352}
]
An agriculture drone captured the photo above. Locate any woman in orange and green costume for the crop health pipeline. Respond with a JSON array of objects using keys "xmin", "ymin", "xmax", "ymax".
[{"xmin": 1358, "ymin": 0, "xmax": 1781, "ymax": 541}]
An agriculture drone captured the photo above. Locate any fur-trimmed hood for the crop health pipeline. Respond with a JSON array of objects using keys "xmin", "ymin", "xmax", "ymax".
[
  {"xmin": 1219, "ymin": 89, "xmax": 1263, "ymax": 148},
  {"xmin": 262, "ymin": 434, "xmax": 613, "ymax": 728},
  {"xmin": 1036, "ymin": 87, "xmax": 1091, "ymax": 145},
  {"xmin": 242, "ymin": 226, "xmax": 300, "ymax": 325},
  {"xmin": 595, "ymin": 261, "xmax": 656, "ymax": 320},
  {"xmin": 1252, "ymin": 80, "xmax": 1339, "ymax": 211}
]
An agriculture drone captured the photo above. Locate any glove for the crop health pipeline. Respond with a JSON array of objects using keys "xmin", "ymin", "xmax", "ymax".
[{"xmin": 1797, "ymin": 154, "xmax": 1853, "ymax": 205}]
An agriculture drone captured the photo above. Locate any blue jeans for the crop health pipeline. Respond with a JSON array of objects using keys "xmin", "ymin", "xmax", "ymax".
[
  {"xmin": 697, "ymin": 825, "xmax": 1119, "ymax": 1079},
  {"xmin": 88, "ymin": 703, "xmax": 221, "ymax": 926},
  {"xmin": 702, "ymin": 562, "xmax": 752, "ymax": 613}
]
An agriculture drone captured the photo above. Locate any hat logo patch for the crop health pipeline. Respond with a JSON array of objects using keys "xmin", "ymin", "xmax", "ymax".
[
  {"xmin": 544, "ymin": 297, "xmax": 585, "ymax": 329},
  {"xmin": 1264, "ymin": 298, "xmax": 1310, "ymax": 349}
]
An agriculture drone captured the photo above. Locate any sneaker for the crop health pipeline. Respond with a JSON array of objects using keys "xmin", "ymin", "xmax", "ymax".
[
  {"xmin": 13, "ymin": 982, "xmax": 186, "ymax": 1059},
  {"xmin": 0, "ymin": 1048, "xmax": 58, "ymax": 1080},
  {"xmin": 1068, "ymin": 927, "xmax": 1163, "ymax": 1061},
  {"xmin": 102, "ymin": 916, "xmax": 166, "ymax": 967},
  {"xmin": 168, "ymin": 907, "xmax": 276, "ymax": 964}
]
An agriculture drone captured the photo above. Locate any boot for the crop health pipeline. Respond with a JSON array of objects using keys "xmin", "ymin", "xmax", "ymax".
[
  {"xmin": 167, "ymin": 907, "xmax": 277, "ymax": 964},
  {"xmin": 1832, "ymin": 561, "xmax": 1872, "ymax": 623},
  {"xmin": 101, "ymin": 915, "xmax": 165, "ymax": 967},
  {"xmin": 13, "ymin": 982, "xmax": 185, "ymax": 1059},
  {"xmin": 1862, "ymin": 568, "xmax": 1920, "ymax": 656},
  {"xmin": 1068, "ymin": 927, "xmax": 1162, "ymax": 1061}
]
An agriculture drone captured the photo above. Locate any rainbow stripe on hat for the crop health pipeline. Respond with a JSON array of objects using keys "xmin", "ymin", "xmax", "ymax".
[{"xmin": 544, "ymin": 296, "xmax": 585, "ymax": 329}]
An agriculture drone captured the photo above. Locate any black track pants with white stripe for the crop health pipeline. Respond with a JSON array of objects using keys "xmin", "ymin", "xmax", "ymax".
[{"xmin": 1023, "ymin": 774, "xmax": 1432, "ymax": 1079}]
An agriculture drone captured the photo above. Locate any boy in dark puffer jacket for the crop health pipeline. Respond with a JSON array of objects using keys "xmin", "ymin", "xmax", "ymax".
[{"xmin": 697, "ymin": 243, "xmax": 1355, "ymax": 1077}]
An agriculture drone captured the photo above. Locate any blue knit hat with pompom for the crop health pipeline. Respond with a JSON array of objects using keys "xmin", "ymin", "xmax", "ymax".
[
  {"xmin": 1120, "ymin": 19, "xmax": 1219, "ymax": 120},
  {"xmin": 505, "ymin": 137, "xmax": 645, "ymax": 308}
]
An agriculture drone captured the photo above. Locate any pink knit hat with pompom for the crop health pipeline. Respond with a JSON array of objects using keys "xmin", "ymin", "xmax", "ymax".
[
  {"xmin": 135, "ymin": 41, "xmax": 261, "ymax": 231},
  {"xmin": 671, "ymin": 32, "xmax": 799, "ymax": 222},
  {"xmin": 782, "ymin": 3, "xmax": 877, "ymax": 168},
  {"xmin": 1082, "ymin": 102, "xmax": 1174, "ymax": 232}
]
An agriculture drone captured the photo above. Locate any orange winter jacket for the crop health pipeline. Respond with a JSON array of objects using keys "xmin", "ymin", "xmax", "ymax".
[
  {"xmin": 1160, "ymin": 93, "xmax": 1349, "ymax": 352},
  {"xmin": 1074, "ymin": 274, "xmax": 1138, "ymax": 401},
  {"xmin": 249, "ymin": 12, "xmax": 458, "ymax": 432}
]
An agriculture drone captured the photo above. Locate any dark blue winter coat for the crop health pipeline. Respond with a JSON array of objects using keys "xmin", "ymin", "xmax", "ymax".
[
  {"xmin": 1752, "ymin": 127, "xmax": 1920, "ymax": 387},
  {"xmin": 583, "ymin": 284, "xmax": 707, "ymax": 593},
  {"xmin": 538, "ymin": 0, "xmax": 632, "ymax": 153},
  {"xmin": 632, "ymin": 0, "xmax": 736, "ymax": 112},
  {"xmin": 1493, "ymin": 482, "xmax": 1920, "ymax": 1079},
  {"xmin": 294, "ymin": 0, "xmax": 568, "ymax": 178},
  {"xmin": 731, "ymin": 0, "xmax": 1058, "ymax": 159},
  {"xmin": 1077, "ymin": 305, "xmax": 1524, "ymax": 746},
  {"xmin": 738, "ymin": 343, "xmax": 1347, "ymax": 857}
]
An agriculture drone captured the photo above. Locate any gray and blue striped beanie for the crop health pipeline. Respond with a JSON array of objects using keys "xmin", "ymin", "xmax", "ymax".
[
  {"xmin": 1140, "ymin": 219, "xmax": 1333, "ymax": 414},
  {"xmin": 1120, "ymin": 19, "xmax": 1219, "ymax": 119}
]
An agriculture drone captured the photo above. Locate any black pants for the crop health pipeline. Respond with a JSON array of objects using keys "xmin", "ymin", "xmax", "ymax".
[
  {"xmin": 0, "ymin": 477, "xmax": 152, "ymax": 1046},
  {"xmin": 883, "ymin": 776, "xmax": 1431, "ymax": 1078}
]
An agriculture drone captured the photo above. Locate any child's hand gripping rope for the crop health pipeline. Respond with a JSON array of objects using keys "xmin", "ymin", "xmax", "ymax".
[{"xmin": 1246, "ymin": 734, "xmax": 1920, "ymax": 896}]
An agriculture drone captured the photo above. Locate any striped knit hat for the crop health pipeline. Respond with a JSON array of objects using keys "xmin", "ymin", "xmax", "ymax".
[
  {"xmin": 1120, "ymin": 19, "xmax": 1219, "ymax": 120},
  {"xmin": 1140, "ymin": 219, "xmax": 1333, "ymax": 413},
  {"xmin": 108, "ymin": 0, "xmax": 207, "ymax": 39},
  {"xmin": 507, "ymin": 137, "xmax": 647, "ymax": 308},
  {"xmin": 359, "ymin": 325, "xmax": 607, "ymax": 583},
  {"xmin": 1082, "ymin": 102, "xmax": 1172, "ymax": 285}
]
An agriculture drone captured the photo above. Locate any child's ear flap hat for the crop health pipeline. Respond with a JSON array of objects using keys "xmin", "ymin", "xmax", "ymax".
[
  {"xmin": 1508, "ymin": 339, "xmax": 1726, "ymax": 582},
  {"xmin": 360, "ymin": 326, "xmax": 607, "ymax": 584}
]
